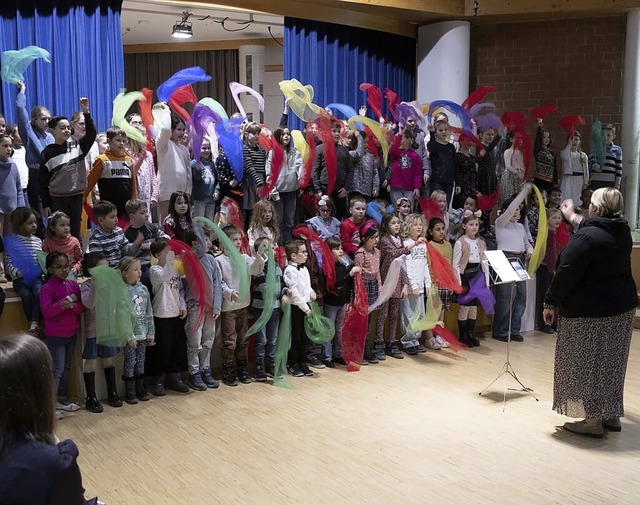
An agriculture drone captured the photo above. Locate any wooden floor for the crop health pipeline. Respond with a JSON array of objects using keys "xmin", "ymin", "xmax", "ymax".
[{"xmin": 57, "ymin": 330, "xmax": 640, "ymax": 505}]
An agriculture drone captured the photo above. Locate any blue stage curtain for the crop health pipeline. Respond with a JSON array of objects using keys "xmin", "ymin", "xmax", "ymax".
[
  {"xmin": 0, "ymin": 0, "xmax": 124, "ymax": 132},
  {"xmin": 284, "ymin": 17, "xmax": 415, "ymax": 130}
]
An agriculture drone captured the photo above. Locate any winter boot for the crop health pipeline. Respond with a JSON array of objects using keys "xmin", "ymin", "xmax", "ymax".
[
  {"xmin": 135, "ymin": 375, "xmax": 150, "ymax": 401},
  {"xmin": 458, "ymin": 320, "xmax": 474, "ymax": 347},
  {"xmin": 83, "ymin": 372, "xmax": 103, "ymax": 413},
  {"xmin": 152, "ymin": 374, "xmax": 166, "ymax": 396},
  {"xmin": 254, "ymin": 360, "xmax": 268, "ymax": 382},
  {"xmin": 103, "ymin": 367, "xmax": 123, "ymax": 407},
  {"xmin": 166, "ymin": 372, "xmax": 189, "ymax": 393},
  {"xmin": 222, "ymin": 360, "xmax": 239, "ymax": 386},
  {"xmin": 200, "ymin": 368, "xmax": 219, "ymax": 389},
  {"xmin": 236, "ymin": 359, "xmax": 252, "ymax": 384},
  {"xmin": 467, "ymin": 319, "xmax": 480, "ymax": 346},
  {"xmin": 123, "ymin": 377, "xmax": 138, "ymax": 404}
]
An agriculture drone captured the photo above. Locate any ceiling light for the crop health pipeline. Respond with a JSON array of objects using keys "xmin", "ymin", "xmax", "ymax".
[{"xmin": 172, "ymin": 12, "xmax": 193, "ymax": 39}]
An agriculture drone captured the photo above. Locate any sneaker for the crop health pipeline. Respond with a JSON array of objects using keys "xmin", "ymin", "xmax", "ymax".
[
  {"xmin": 288, "ymin": 364, "xmax": 304, "ymax": 377},
  {"xmin": 333, "ymin": 356, "xmax": 347, "ymax": 366},
  {"xmin": 373, "ymin": 343, "xmax": 387, "ymax": 361},
  {"xmin": 27, "ymin": 327, "xmax": 43, "ymax": 340},
  {"xmin": 404, "ymin": 345, "xmax": 419, "ymax": 356},
  {"xmin": 416, "ymin": 343, "xmax": 428, "ymax": 353},
  {"xmin": 388, "ymin": 344, "xmax": 404, "ymax": 359},
  {"xmin": 55, "ymin": 410, "xmax": 64, "ymax": 420},
  {"xmin": 511, "ymin": 334, "xmax": 524, "ymax": 342},
  {"xmin": 425, "ymin": 337, "xmax": 441, "ymax": 350},
  {"xmin": 56, "ymin": 401, "xmax": 80, "ymax": 412},
  {"xmin": 307, "ymin": 355, "xmax": 326, "ymax": 369},
  {"xmin": 265, "ymin": 360, "xmax": 275, "ymax": 378},
  {"xmin": 200, "ymin": 369, "xmax": 219, "ymax": 389},
  {"xmin": 434, "ymin": 336, "xmax": 450, "ymax": 348},
  {"xmin": 255, "ymin": 366, "xmax": 268, "ymax": 382},
  {"xmin": 322, "ymin": 359, "xmax": 335, "ymax": 368},
  {"xmin": 299, "ymin": 362, "xmax": 314, "ymax": 377},
  {"xmin": 188, "ymin": 373, "xmax": 207, "ymax": 391}
]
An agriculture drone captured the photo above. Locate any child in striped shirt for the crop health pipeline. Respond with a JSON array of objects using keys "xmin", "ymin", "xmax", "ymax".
[{"xmin": 88, "ymin": 200, "xmax": 142, "ymax": 268}]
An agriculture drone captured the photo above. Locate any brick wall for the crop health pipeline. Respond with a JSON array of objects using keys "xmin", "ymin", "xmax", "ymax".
[{"xmin": 471, "ymin": 16, "xmax": 626, "ymax": 156}]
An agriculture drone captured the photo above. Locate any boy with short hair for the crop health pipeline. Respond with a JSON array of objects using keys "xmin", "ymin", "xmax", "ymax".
[
  {"xmin": 340, "ymin": 195, "xmax": 366, "ymax": 257},
  {"xmin": 0, "ymin": 133, "xmax": 25, "ymax": 282},
  {"xmin": 283, "ymin": 239, "xmax": 317, "ymax": 377},
  {"xmin": 88, "ymin": 200, "xmax": 142, "ymax": 268},
  {"xmin": 589, "ymin": 123, "xmax": 623, "ymax": 191},
  {"xmin": 217, "ymin": 225, "xmax": 265, "ymax": 386},
  {"xmin": 85, "ymin": 126, "xmax": 137, "ymax": 217},
  {"xmin": 124, "ymin": 199, "xmax": 168, "ymax": 289},
  {"xmin": 183, "ymin": 226, "xmax": 222, "ymax": 390}
]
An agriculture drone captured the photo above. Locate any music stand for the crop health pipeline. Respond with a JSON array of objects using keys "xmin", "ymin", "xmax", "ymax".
[{"xmin": 479, "ymin": 250, "xmax": 539, "ymax": 410}]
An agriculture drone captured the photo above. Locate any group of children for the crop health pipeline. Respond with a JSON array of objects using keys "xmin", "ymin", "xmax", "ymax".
[{"xmin": 0, "ymin": 83, "xmax": 620, "ymax": 419}]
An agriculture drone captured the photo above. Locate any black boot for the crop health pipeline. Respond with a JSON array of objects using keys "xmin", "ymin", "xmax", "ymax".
[
  {"xmin": 135, "ymin": 375, "xmax": 150, "ymax": 401},
  {"xmin": 104, "ymin": 367, "xmax": 123, "ymax": 407},
  {"xmin": 236, "ymin": 359, "xmax": 252, "ymax": 384},
  {"xmin": 83, "ymin": 372, "xmax": 103, "ymax": 413},
  {"xmin": 152, "ymin": 374, "xmax": 166, "ymax": 396},
  {"xmin": 265, "ymin": 358, "xmax": 275, "ymax": 378},
  {"xmin": 123, "ymin": 377, "xmax": 138, "ymax": 405},
  {"xmin": 222, "ymin": 360, "xmax": 239, "ymax": 386},
  {"xmin": 166, "ymin": 372, "xmax": 189, "ymax": 393},
  {"xmin": 467, "ymin": 319, "xmax": 480, "ymax": 346},
  {"xmin": 254, "ymin": 360, "xmax": 267, "ymax": 382},
  {"xmin": 458, "ymin": 320, "xmax": 474, "ymax": 347}
]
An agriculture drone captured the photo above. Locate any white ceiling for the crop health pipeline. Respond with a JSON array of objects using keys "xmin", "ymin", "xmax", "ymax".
[{"xmin": 120, "ymin": 0, "xmax": 284, "ymax": 44}]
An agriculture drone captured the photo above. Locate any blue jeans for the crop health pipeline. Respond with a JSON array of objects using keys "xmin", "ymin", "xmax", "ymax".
[
  {"xmin": 322, "ymin": 303, "xmax": 345, "ymax": 360},
  {"xmin": 492, "ymin": 281, "xmax": 527, "ymax": 338},
  {"xmin": 252, "ymin": 307, "xmax": 279, "ymax": 363},
  {"xmin": 13, "ymin": 277, "xmax": 43, "ymax": 323},
  {"xmin": 46, "ymin": 335, "xmax": 77, "ymax": 400}
]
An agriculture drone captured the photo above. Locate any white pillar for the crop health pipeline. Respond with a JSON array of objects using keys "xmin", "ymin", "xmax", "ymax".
[
  {"xmin": 238, "ymin": 45, "xmax": 265, "ymax": 123},
  {"xmin": 622, "ymin": 10, "xmax": 640, "ymax": 229},
  {"xmin": 417, "ymin": 21, "xmax": 470, "ymax": 108}
]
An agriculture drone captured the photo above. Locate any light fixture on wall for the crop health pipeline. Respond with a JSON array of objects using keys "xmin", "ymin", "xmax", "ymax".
[{"xmin": 172, "ymin": 11, "xmax": 193, "ymax": 39}]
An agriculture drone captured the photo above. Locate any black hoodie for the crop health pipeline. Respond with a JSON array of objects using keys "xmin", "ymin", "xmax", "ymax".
[{"xmin": 545, "ymin": 216, "xmax": 638, "ymax": 318}]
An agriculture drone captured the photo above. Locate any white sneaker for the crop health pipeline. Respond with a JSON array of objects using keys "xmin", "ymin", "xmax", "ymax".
[
  {"xmin": 434, "ymin": 336, "xmax": 449, "ymax": 348},
  {"xmin": 56, "ymin": 402, "xmax": 80, "ymax": 412},
  {"xmin": 426, "ymin": 336, "xmax": 442, "ymax": 350},
  {"xmin": 55, "ymin": 410, "xmax": 64, "ymax": 420}
]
